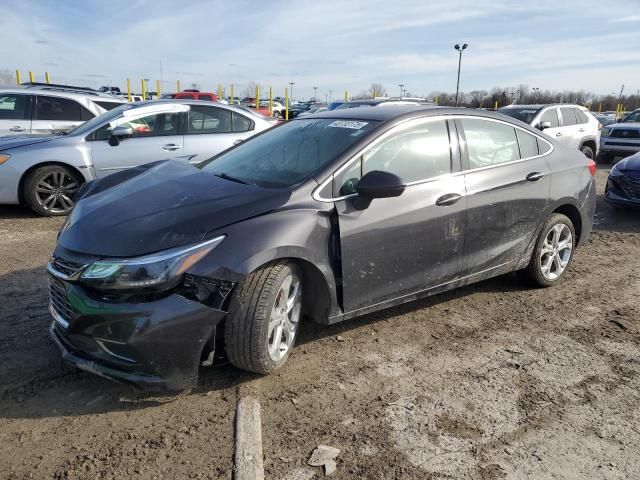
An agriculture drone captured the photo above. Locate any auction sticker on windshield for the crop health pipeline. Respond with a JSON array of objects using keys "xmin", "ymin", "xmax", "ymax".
[{"xmin": 328, "ymin": 120, "xmax": 368, "ymax": 129}]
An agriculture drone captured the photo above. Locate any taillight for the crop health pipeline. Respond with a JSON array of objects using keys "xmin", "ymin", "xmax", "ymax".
[
  {"xmin": 587, "ymin": 159, "xmax": 596, "ymax": 176},
  {"xmin": 598, "ymin": 123, "xmax": 602, "ymax": 130}
]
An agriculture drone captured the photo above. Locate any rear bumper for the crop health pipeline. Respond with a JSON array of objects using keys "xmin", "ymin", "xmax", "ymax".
[{"xmin": 48, "ymin": 282, "xmax": 227, "ymax": 391}]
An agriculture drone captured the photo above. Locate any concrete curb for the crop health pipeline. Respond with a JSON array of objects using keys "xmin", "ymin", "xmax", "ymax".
[{"xmin": 234, "ymin": 396, "xmax": 265, "ymax": 480}]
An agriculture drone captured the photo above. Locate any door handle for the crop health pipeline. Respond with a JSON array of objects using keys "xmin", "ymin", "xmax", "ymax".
[
  {"xmin": 526, "ymin": 171, "xmax": 544, "ymax": 182},
  {"xmin": 579, "ymin": 128, "xmax": 585, "ymax": 132},
  {"xmin": 9, "ymin": 126, "xmax": 25, "ymax": 132},
  {"xmin": 555, "ymin": 132, "xmax": 563, "ymax": 137},
  {"xmin": 435, "ymin": 193, "xmax": 462, "ymax": 206},
  {"xmin": 233, "ymin": 139, "xmax": 244, "ymax": 145},
  {"xmin": 162, "ymin": 144, "xmax": 180, "ymax": 151}
]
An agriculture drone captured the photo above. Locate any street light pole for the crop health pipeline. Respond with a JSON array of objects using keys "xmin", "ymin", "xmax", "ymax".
[
  {"xmin": 329, "ymin": 89, "xmax": 333, "ymax": 102},
  {"xmin": 532, "ymin": 87, "xmax": 540, "ymax": 103},
  {"xmin": 454, "ymin": 43, "xmax": 468, "ymax": 107},
  {"xmin": 398, "ymin": 83, "xmax": 405, "ymax": 98},
  {"xmin": 289, "ymin": 81, "xmax": 295, "ymax": 102},
  {"xmin": 313, "ymin": 86, "xmax": 318, "ymax": 102}
]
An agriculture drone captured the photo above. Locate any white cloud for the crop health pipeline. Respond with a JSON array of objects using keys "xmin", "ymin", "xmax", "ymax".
[{"xmin": 611, "ymin": 15, "xmax": 640, "ymax": 22}]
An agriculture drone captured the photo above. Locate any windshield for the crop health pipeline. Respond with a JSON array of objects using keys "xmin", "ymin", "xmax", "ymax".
[
  {"xmin": 623, "ymin": 111, "xmax": 640, "ymax": 123},
  {"xmin": 65, "ymin": 104, "xmax": 134, "ymax": 136},
  {"xmin": 498, "ymin": 108, "xmax": 541, "ymax": 124},
  {"xmin": 200, "ymin": 118, "xmax": 379, "ymax": 187}
]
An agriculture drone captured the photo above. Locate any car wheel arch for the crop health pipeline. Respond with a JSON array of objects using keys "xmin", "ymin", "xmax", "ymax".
[
  {"xmin": 18, "ymin": 161, "xmax": 86, "ymax": 204},
  {"xmin": 552, "ymin": 203, "xmax": 582, "ymax": 244}
]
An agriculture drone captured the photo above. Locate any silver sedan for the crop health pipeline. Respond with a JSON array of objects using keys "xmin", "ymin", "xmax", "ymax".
[{"xmin": 0, "ymin": 100, "xmax": 277, "ymax": 215}]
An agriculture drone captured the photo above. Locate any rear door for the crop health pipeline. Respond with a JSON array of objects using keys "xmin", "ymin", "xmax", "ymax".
[
  {"xmin": 89, "ymin": 105, "xmax": 187, "ymax": 177},
  {"xmin": 538, "ymin": 107, "xmax": 572, "ymax": 148},
  {"xmin": 0, "ymin": 93, "xmax": 32, "ymax": 135},
  {"xmin": 31, "ymin": 95, "xmax": 94, "ymax": 134},
  {"xmin": 334, "ymin": 117, "xmax": 466, "ymax": 312},
  {"xmin": 558, "ymin": 107, "xmax": 581, "ymax": 150},
  {"xmin": 182, "ymin": 105, "xmax": 255, "ymax": 163},
  {"xmin": 457, "ymin": 117, "xmax": 551, "ymax": 275}
]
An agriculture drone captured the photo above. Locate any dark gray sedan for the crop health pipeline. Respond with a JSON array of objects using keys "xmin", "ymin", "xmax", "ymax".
[{"xmin": 48, "ymin": 106, "xmax": 596, "ymax": 390}]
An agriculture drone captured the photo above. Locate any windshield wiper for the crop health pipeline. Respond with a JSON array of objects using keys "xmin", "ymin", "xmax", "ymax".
[{"xmin": 214, "ymin": 173, "xmax": 253, "ymax": 185}]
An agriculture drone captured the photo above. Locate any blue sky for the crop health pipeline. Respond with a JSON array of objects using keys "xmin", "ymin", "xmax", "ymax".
[{"xmin": 1, "ymin": 0, "xmax": 639, "ymax": 100}]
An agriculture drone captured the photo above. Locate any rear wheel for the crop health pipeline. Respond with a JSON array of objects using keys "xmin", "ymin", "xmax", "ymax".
[
  {"xmin": 525, "ymin": 213, "xmax": 576, "ymax": 287},
  {"xmin": 224, "ymin": 261, "xmax": 303, "ymax": 374},
  {"xmin": 273, "ymin": 111, "xmax": 281, "ymax": 118},
  {"xmin": 24, "ymin": 165, "xmax": 82, "ymax": 216},
  {"xmin": 580, "ymin": 145, "xmax": 594, "ymax": 160},
  {"xmin": 596, "ymin": 151, "xmax": 612, "ymax": 164}
]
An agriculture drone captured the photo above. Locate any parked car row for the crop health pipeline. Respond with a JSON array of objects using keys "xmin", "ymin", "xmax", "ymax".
[{"xmin": 45, "ymin": 104, "xmax": 597, "ymax": 390}]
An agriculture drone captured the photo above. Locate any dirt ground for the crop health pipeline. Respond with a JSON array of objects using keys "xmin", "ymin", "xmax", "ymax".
[{"xmin": 1, "ymin": 166, "xmax": 639, "ymax": 480}]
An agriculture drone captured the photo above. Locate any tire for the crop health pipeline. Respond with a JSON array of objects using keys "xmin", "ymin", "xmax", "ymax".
[
  {"xmin": 24, "ymin": 165, "xmax": 83, "ymax": 216},
  {"xmin": 224, "ymin": 261, "xmax": 303, "ymax": 374},
  {"xmin": 273, "ymin": 111, "xmax": 281, "ymax": 118},
  {"xmin": 596, "ymin": 152, "xmax": 612, "ymax": 164},
  {"xmin": 580, "ymin": 145, "xmax": 594, "ymax": 160},
  {"xmin": 524, "ymin": 213, "xmax": 576, "ymax": 287}
]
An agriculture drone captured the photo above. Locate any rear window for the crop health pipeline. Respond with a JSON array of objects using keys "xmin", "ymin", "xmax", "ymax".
[
  {"xmin": 498, "ymin": 108, "xmax": 541, "ymax": 124},
  {"xmin": 34, "ymin": 95, "xmax": 94, "ymax": 121}
]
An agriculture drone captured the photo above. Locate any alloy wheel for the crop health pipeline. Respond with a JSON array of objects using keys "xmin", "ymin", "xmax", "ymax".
[
  {"xmin": 539, "ymin": 223, "xmax": 573, "ymax": 281},
  {"xmin": 35, "ymin": 171, "xmax": 79, "ymax": 214},
  {"xmin": 267, "ymin": 273, "xmax": 302, "ymax": 361}
]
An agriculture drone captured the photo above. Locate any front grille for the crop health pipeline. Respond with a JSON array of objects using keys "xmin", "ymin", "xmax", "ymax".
[
  {"xmin": 619, "ymin": 175, "xmax": 640, "ymax": 199},
  {"xmin": 51, "ymin": 256, "xmax": 85, "ymax": 278},
  {"xmin": 611, "ymin": 129, "xmax": 640, "ymax": 139},
  {"xmin": 48, "ymin": 277, "xmax": 73, "ymax": 324},
  {"xmin": 606, "ymin": 141, "xmax": 640, "ymax": 148}
]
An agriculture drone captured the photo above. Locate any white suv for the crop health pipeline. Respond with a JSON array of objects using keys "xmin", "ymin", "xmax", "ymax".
[
  {"xmin": 498, "ymin": 104, "xmax": 600, "ymax": 159},
  {"xmin": 0, "ymin": 84, "xmax": 126, "ymax": 136}
]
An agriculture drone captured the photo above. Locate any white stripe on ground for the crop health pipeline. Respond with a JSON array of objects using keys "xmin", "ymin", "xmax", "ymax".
[{"xmin": 234, "ymin": 396, "xmax": 265, "ymax": 480}]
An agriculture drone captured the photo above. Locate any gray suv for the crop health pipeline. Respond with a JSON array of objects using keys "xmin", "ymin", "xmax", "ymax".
[
  {"xmin": 499, "ymin": 104, "xmax": 600, "ymax": 159},
  {"xmin": 599, "ymin": 109, "xmax": 640, "ymax": 163},
  {"xmin": 0, "ymin": 100, "xmax": 276, "ymax": 215},
  {"xmin": 0, "ymin": 85, "xmax": 125, "ymax": 135}
]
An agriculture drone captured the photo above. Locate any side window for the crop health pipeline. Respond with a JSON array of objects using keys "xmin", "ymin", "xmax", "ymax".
[
  {"xmin": 560, "ymin": 107, "xmax": 577, "ymax": 126},
  {"xmin": 333, "ymin": 158, "xmax": 362, "ymax": 197},
  {"xmin": 199, "ymin": 94, "xmax": 214, "ymax": 101},
  {"xmin": 94, "ymin": 101, "xmax": 123, "ymax": 111},
  {"xmin": 35, "ymin": 96, "xmax": 87, "ymax": 121},
  {"xmin": 187, "ymin": 106, "xmax": 232, "ymax": 134},
  {"xmin": 461, "ymin": 118, "xmax": 519, "ymax": 168},
  {"xmin": 539, "ymin": 108, "xmax": 559, "ymax": 128},
  {"xmin": 0, "ymin": 94, "xmax": 29, "ymax": 120},
  {"xmin": 80, "ymin": 107, "xmax": 94, "ymax": 121},
  {"xmin": 538, "ymin": 138, "xmax": 552, "ymax": 155},
  {"xmin": 232, "ymin": 112, "xmax": 253, "ymax": 132},
  {"xmin": 92, "ymin": 112, "xmax": 180, "ymax": 140},
  {"xmin": 362, "ymin": 120, "xmax": 451, "ymax": 183},
  {"xmin": 575, "ymin": 109, "xmax": 589, "ymax": 124},
  {"xmin": 516, "ymin": 129, "xmax": 539, "ymax": 158}
]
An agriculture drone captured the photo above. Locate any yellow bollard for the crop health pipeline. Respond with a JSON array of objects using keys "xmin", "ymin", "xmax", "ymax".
[
  {"xmin": 344, "ymin": 90, "xmax": 348, "ymax": 102},
  {"xmin": 598, "ymin": 102, "xmax": 602, "ymax": 113},
  {"xmin": 127, "ymin": 78, "xmax": 132, "ymax": 103},
  {"xmin": 285, "ymin": 87, "xmax": 289, "ymax": 120},
  {"xmin": 177, "ymin": 80, "xmax": 181, "ymax": 92},
  {"xmin": 494, "ymin": 100, "xmax": 498, "ymax": 110},
  {"xmin": 218, "ymin": 83, "xmax": 222, "ymax": 101},
  {"xmin": 435, "ymin": 96, "xmax": 439, "ymax": 105},
  {"xmin": 230, "ymin": 84, "xmax": 234, "ymax": 104},
  {"xmin": 29, "ymin": 70, "xmax": 35, "ymax": 83},
  {"xmin": 141, "ymin": 79, "xmax": 147, "ymax": 101},
  {"xmin": 157, "ymin": 79, "xmax": 161, "ymax": 98},
  {"xmin": 45, "ymin": 72, "xmax": 51, "ymax": 84},
  {"xmin": 15, "ymin": 70, "xmax": 21, "ymax": 84},
  {"xmin": 269, "ymin": 86, "xmax": 273, "ymax": 116},
  {"xmin": 256, "ymin": 85, "xmax": 260, "ymax": 110}
]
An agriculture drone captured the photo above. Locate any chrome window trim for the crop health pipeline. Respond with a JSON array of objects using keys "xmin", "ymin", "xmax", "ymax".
[{"xmin": 313, "ymin": 114, "xmax": 554, "ymax": 202}]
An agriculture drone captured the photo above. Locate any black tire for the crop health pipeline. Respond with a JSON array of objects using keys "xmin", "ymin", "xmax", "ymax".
[
  {"xmin": 224, "ymin": 261, "xmax": 303, "ymax": 374},
  {"xmin": 580, "ymin": 145, "xmax": 594, "ymax": 160},
  {"xmin": 24, "ymin": 165, "xmax": 83, "ymax": 217},
  {"xmin": 596, "ymin": 152, "xmax": 612, "ymax": 164},
  {"xmin": 524, "ymin": 213, "xmax": 576, "ymax": 288},
  {"xmin": 273, "ymin": 111, "xmax": 281, "ymax": 118}
]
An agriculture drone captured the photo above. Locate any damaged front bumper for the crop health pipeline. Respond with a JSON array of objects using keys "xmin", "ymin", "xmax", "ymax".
[{"xmin": 48, "ymin": 278, "xmax": 227, "ymax": 391}]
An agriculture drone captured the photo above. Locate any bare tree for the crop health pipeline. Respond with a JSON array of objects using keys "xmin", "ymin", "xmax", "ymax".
[
  {"xmin": 0, "ymin": 68, "xmax": 15, "ymax": 86},
  {"xmin": 241, "ymin": 81, "xmax": 260, "ymax": 98},
  {"xmin": 368, "ymin": 83, "xmax": 387, "ymax": 98}
]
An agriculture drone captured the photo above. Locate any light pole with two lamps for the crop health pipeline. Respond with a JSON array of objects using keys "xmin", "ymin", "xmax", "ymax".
[{"xmin": 454, "ymin": 43, "xmax": 468, "ymax": 106}]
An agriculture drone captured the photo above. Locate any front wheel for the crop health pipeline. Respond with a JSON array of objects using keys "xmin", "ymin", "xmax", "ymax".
[
  {"xmin": 24, "ymin": 165, "xmax": 82, "ymax": 216},
  {"xmin": 273, "ymin": 111, "xmax": 281, "ymax": 118},
  {"xmin": 524, "ymin": 213, "xmax": 576, "ymax": 287},
  {"xmin": 580, "ymin": 145, "xmax": 594, "ymax": 160},
  {"xmin": 224, "ymin": 261, "xmax": 303, "ymax": 374}
]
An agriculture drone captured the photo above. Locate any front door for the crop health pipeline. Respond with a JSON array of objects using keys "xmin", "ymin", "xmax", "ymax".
[
  {"xmin": 90, "ymin": 109, "xmax": 184, "ymax": 177},
  {"xmin": 0, "ymin": 93, "xmax": 31, "ymax": 135},
  {"xmin": 335, "ymin": 118, "xmax": 466, "ymax": 312},
  {"xmin": 457, "ymin": 117, "xmax": 551, "ymax": 275}
]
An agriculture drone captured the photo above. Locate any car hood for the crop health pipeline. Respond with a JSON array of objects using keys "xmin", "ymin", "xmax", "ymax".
[
  {"xmin": 610, "ymin": 122, "xmax": 640, "ymax": 130},
  {"xmin": 0, "ymin": 134, "xmax": 58, "ymax": 151},
  {"xmin": 59, "ymin": 160, "xmax": 292, "ymax": 257},
  {"xmin": 616, "ymin": 152, "xmax": 640, "ymax": 173}
]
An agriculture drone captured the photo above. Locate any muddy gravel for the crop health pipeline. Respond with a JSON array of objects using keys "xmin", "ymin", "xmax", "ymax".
[{"xmin": 1, "ymin": 166, "xmax": 639, "ymax": 479}]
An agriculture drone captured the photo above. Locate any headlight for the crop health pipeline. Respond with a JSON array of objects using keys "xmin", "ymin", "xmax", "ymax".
[
  {"xmin": 0, "ymin": 154, "xmax": 11, "ymax": 165},
  {"xmin": 601, "ymin": 127, "xmax": 610, "ymax": 137},
  {"xmin": 80, "ymin": 235, "xmax": 225, "ymax": 292},
  {"xmin": 609, "ymin": 164, "xmax": 623, "ymax": 176}
]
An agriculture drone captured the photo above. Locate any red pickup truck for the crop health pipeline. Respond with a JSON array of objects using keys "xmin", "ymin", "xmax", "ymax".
[{"xmin": 173, "ymin": 91, "xmax": 218, "ymax": 101}]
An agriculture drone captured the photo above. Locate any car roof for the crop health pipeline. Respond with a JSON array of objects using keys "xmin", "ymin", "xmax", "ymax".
[
  {"xmin": 123, "ymin": 99, "xmax": 275, "ymax": 121},
  {"xmin": 300, "ymin": 104, "xmax": 446, "ymax": 122},
  {"xmin": 500, "ymin": 103, "xmax": 588, "ymax": 109},
  {"xmin": 0, "ymin": 86, "xmax": 125, "ymax": 102}
]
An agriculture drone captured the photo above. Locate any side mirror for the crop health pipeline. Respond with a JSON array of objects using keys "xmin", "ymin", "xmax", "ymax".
[
  {"xmin": 355, "ymin": 170, "xmax": 405, "ymax": 199},
  {"xmin": 537, "ymin": 121, "xmax": 552, "ymax": 130},
  {"xmin": 616, "ymin": 118, "xmax": 623, "ymax": 123},
  {"xmin": 108, "ymin": 125, "xmax": 134, "ymax": 146}
]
